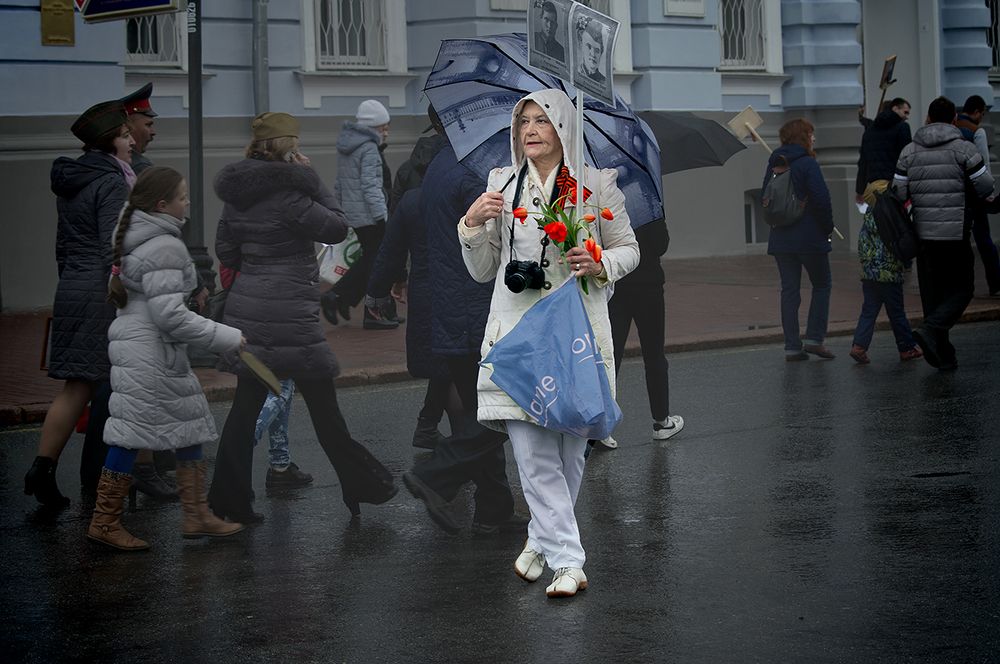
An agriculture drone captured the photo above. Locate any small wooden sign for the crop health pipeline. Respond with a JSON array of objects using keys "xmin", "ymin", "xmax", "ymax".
[
  {"xmin": 879, "ymin": 55, "xmax": 897, "ymax": 90},
  {"xmin": 41, "ymin": 0, "xmax": 75, "ymax": 46}
]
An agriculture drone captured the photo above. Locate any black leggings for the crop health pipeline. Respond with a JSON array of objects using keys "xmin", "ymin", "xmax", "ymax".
[
  {"xmin": 208, "ymin": 375, "xmax": 392, "ymax": 515},
  {"xmin": 609, "ymin": 281, "xmax": 670, "ymax": 421},
  {"xmin": 333, "ymin": 222, "xmax": 385, "ymax": 308}
]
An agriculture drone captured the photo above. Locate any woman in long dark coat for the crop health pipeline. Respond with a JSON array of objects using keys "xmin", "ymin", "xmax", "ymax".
[
  {"xmin": 24, "ymin": 100, "xmax": 135, "ymax": 508},
  {"xmin": 207, "ymin": 112, "xmax": 397, "ymax": 522}
]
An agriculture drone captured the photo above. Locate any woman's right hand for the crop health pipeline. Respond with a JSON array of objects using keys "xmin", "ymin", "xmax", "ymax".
[{"xmin": 464, "ymin": 191, "xmax": 505, "ymax": 228}]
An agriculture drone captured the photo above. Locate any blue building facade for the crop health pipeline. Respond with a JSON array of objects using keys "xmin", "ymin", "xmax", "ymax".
[{"xmin": 0, "ymin": 0, "xmax": 996, "ymax": 309}]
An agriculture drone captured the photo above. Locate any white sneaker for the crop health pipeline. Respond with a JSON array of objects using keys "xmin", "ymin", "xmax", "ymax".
[
  {"xmin": 599, "ymin": 436, "xmax": 618, "ymax": 449},
  {"xmin": 545, "ymin": 567, "xmax": 588, "ymax": 597},
  {"xmin": 652, "ymin": 415, "xmax": 684, "ymax": 440},
  {"xmin": 514, "ymin": 543, "xmax": 546, "ymax": 583}
]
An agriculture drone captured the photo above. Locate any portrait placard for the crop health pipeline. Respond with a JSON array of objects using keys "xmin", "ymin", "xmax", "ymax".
[
  {"xmin": 568, "ymin": 3, "xmax": 619, "ymax": 107},
  {"xmin": 878, "ymin": 55, "xmax": 897, "ymax": 90},
  {"xmin": 528, "ymin": 0, "xmax": 573, "ymax": 82}
]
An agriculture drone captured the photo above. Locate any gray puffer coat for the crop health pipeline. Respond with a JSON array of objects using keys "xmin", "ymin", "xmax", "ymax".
[
  {"xmin": 333, "ymin": 121, "xmax": 387, "ymax": 228},
  {"xmin": 48, "ymin": 151, "xmax": 129, "ymax": 381},
  {"xmin": 214, "ymin": 158, "xmax": 348, "ymax": 379},
  {"xmin": 894, "ymin": 123, "xmax": 995, "ymax": 240},
  {"xmin": 104, "ymin": 210, "xmax": 242, "ymax": 451}
]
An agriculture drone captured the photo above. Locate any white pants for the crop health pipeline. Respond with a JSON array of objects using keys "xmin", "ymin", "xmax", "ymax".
[{"xmin": 506, "ymin": 420, "xmax": 588, "ymax": 569}]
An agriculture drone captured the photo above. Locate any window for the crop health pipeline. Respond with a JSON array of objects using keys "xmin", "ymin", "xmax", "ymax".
[
  {"xmin": 988, "ymin": 0, "xmax": 1000, "ymax": 74},
  {"xmin": 125, "ymin": 12, "xmax": 183, "ymax": 68},
  {"xmin": 744, "ymin": 190, "xmax": 768, "ymax": 244},
  {"xmin": 316, "ymin": 0, "xmax": 386, "ymax": 69},
  {"xmin": 719, "ymin": 0, "xmax": 766, "ymax": 70}
]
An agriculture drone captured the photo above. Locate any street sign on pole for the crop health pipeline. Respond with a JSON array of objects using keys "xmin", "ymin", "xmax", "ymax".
[{"xmin": 81, "ymin": 0, "xmax": 179, "ymax": 23}]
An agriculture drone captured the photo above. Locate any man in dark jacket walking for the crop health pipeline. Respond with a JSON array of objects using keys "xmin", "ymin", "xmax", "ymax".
[
  {"xmin": 855, "ymin": 97, "xmax": 911, "ymax": 203},
  {"xmin": 401, "ymin": 142, "xmax": 524, "ymax": 536},
  {"xmin": 956, "ymin": 94, "xmax": 1000, "ymax": 295},
  {"xmin": 894, "ymin": 96, "xmax": 996, "ymax": 370}
]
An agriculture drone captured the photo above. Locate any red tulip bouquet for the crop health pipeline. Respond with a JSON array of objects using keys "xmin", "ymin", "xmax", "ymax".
[{"xmin": 511, "ymin": 169, "xmax": 614, "ymax": 294}]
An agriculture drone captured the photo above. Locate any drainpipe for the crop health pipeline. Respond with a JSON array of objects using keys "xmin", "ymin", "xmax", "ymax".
[{"xmin": 252, "ymin": 0, "xmax": 270, "ymax": 114}]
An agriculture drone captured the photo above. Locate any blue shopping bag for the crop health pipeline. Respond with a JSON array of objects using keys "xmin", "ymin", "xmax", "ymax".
[{"xmin": 481, "ymin": 277, "xmax": 622, "ymax": 440}]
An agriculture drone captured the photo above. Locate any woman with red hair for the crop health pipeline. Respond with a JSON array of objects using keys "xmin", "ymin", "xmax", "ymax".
[{"xmin": 762, "ymin": 118, "xmax": 836, "ymax": 361}]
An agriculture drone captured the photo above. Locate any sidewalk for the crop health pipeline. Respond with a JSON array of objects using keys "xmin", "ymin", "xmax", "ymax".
[{"xmin": 3, "ymin": 253, "xmax": 999, "ymax": 426}]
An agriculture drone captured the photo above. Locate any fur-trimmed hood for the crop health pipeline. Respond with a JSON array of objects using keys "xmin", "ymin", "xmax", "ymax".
[
  {"xmin": 213, "ymin": 158, "xmax": 321, "ymax": 210},
  {"xmin": 509, "ymin": 89, "xmax": 580, "ymax": 177}
]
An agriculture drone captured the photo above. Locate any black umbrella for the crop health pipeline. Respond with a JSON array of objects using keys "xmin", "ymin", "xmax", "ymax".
[{"xmin": 639, "ymin": 111, "xmax": 747, "ymax": 175}]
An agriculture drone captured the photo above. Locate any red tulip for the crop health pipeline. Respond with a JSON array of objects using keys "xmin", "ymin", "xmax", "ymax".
[
  {"xmin": 584, "ymin": 237, "xmax": 602, "ymax": 263},
  {"xmin": 582, "ymin": 213, "xmax": 596, "ymax": 223},
  {"xmin": 512, "ymin": 206, "xmax": 528, "ymax": 223},
  {"xmin": 544, "ymin": 221, "xmax": 568, "ymax": 244},
  {"xmin": 600, "ymin": 207, "xmax": 614, "ymax": 220}
]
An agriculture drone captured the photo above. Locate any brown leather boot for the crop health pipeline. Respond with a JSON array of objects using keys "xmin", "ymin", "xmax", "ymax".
[
  {"xmin": 176, "ymin": 460, "xmax": 244, "ymax": 538},
  {"xmin": 87, "ymin": 468, "xmax": 150, "ymax": 551}
]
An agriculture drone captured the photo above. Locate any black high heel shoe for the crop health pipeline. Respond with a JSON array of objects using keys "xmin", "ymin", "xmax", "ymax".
[
  {"xmin": 342, "ymin": 480, "xmax": 398, "ymax": 518},
  {"xmin": 24, "ymin": 456, "xmax": 70, "ymax": 508}
]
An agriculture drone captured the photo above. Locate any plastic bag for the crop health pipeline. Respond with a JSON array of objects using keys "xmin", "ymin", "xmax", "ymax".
[
  {"xmin": 317, "ymin": 228, "xmax": 361, "ymax": 286},
  {"xmin": 481, "ymin": 277, "xmax": 621, "ymax": 440}
]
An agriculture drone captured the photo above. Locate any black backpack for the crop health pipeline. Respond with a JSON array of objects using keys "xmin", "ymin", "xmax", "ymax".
[
  {"xmin": 761, "ymin": 157, "xmax": 806, "ymax": 227},
  {"xmin": 871, "ymin": 190, "xmax": 917, "ymax": 263}
]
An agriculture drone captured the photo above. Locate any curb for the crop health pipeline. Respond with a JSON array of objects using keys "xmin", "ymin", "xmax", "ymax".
[{"xmin": 4, "ymin": 304, "xmax": 999, "ymax": 428}]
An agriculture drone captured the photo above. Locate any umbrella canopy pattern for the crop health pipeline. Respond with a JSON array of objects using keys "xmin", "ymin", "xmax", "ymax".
[
  {"xmin": 639, "ymin": 111, "xmax": 747, "ymax": 174},
  {"xmin": 424, "ymin": 33, "xmax": 664, "ymax": 228}
]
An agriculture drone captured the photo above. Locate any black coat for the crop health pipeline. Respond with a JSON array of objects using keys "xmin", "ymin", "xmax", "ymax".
[
  {"xmin": 423, "ymin": 145, "xmax": 493, "ymax": 356},
  {"xmin": 367, "ymin": 189, "xmax": 445, "ymax": 380},
  {"xmin": 616, "ymin": 218, "xmax": 669, "ymax": 287},
  {"xmin": 214, "ymin": 159, "xmax": 348, "ymax": 379},
  {"xmin": 388, "ymin": 133, "xmax": 447, "ymax": 214},
  {"xmin": 48, "ymin": 151, "xmax": 129, "ymax": 381},
  {"xmin": 856, "ymin": 109, "xmax": 912, "ymax": 195}
]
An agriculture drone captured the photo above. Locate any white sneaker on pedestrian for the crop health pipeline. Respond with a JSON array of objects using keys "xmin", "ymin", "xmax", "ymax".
[
  {"xmin": 599, "ymin": 436, "xmax": 618, "ymax": 449},
  {"xmin": 514, "ymin": 543, "xmax": 546, "ymax": 583},
  {"xmin": 545, "ymin": 567, "xmax": 588, "ymax": 597},
  {"xmin": 652, "ymin": 415, "xmax": 684, "ymax": 440}
]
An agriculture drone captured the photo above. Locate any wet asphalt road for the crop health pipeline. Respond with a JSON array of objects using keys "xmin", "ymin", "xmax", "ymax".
[{"xmin": 2, "ymin": 323, "xmax": 999, "ymax": 663}]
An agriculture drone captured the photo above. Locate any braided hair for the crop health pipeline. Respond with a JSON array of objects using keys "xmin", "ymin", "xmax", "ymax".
[{"xmin": 107, "ymin": 166, "xmax": 185, "ymax": 308}]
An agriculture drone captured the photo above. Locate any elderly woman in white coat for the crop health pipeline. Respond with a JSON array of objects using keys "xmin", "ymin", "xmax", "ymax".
[
  {"xmin": 459, "ymin": 89, "xmax": 639, "ymax": 597},
  {"xmin": 87, "ymin": 166, "xmax": 246, "ymax": 551}
]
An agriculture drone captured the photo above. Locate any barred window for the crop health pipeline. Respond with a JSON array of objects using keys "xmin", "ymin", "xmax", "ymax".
[
  {"xmin": 719, "ymin": 0, "xmax": 766, "ymax": 70},
  {"xmin": 316, "ymin": 0, "xmax": 386, "ymax": 69},
  {"xmin": 126, "ymin": 13, "xmax": 183, "ymax": 68},
  {"xmin": 988, "ymin": 0, "xmax": 1000, "ymax": 74}
]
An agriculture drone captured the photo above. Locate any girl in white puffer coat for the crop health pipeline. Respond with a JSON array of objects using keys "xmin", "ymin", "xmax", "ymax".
[{"xmin": 87, "ymin": 166, "xmax": 247, "ymax": 551}]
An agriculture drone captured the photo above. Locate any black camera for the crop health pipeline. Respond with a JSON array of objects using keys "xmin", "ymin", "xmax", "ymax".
[{"xmin": 504, "ymin": 260, "xmax": 546, "ymax": 293}]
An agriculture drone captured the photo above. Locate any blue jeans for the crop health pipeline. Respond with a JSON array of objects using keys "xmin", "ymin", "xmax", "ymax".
[
  {"xmin": 774, "ymin": 253, "xmax": 832, "ymax": 352},
  {"xmin": 852, "ymin": 280, "xmax": 917, "ymax": 352},
  {"xmin": 254, "ymin": 379, "xmax": 295, "ymax": 469}
]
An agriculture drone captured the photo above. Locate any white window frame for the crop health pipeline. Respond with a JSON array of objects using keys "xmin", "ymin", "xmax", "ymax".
[
  {"xmin": 123, "ymin": 10, "xmax": 187, "ymax": 71},
  {"xmin": 298, "ymin": 0, "xmax": 413, "ymax": 109},
  {"xmin": 314, "ymin": 0, "xmax": 387, "ymax": 70},
  {"xmin": 718, "ymin": 0, "xmax": 785, "ymax": 106},
  {"xmin": 988, "ymin": 0, "xmax": 1000, "ymax": 76}
]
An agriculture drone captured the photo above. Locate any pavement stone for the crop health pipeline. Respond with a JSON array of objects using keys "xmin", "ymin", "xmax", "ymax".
[{"xmin": 2, "ymin": 253, "xmax": 998, "ymax": 426}]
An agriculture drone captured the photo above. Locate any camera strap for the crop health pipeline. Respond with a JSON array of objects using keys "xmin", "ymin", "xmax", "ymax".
[{"xmin": 509, "ymin": 160, "xmax": 565, "ymax": 263}]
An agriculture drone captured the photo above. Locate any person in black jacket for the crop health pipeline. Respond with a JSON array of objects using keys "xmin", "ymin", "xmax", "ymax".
[
  {"xmin": 855, "ymin": 97, "xmax": 911, "ymax": 204},
  {"xmin": 401, "ymin": 141, "xmax": 525, "ymax": 536},
  {"xmin": 24, "ymin": 100, "xmax": 134, "ymax": 508},
  {"xmin": 367, "ymin": 189, "xmax": 461, "ymax": 449},
  {"xmin": 607, "ymin": 219, "xmax": 684, "ymax": 442}
]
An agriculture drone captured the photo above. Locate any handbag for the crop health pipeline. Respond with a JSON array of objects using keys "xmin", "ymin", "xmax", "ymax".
[
  {"xmin": 317, "ymin": 228, "xmax": 362, "ymax": 286},
  {"xmin": 481, "ymin": 277, "xmax": 622, "ymax": 440}
]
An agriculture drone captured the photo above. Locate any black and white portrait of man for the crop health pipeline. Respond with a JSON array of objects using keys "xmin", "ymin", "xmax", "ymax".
[
  {"xmin": 528, "ymin": 0, "xmax": 572, "ymax": 81},
  {"xmin": 570, "ymin": 4, "xmax": 618, "ymax": 106}
]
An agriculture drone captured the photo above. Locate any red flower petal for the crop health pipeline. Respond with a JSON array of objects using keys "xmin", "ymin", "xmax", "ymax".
[{"xmin": 600, "ymin": 207, "xmax": 614, "ymax": 220}]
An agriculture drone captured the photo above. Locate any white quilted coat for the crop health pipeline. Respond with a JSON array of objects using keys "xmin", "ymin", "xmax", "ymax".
[
  {"xmin": 104, "ymin": 210, "xmax": 242, "ymax": 450},
  {"xmin": 457, "ymin": 89, "xmax": 640, "ymax": 432}
]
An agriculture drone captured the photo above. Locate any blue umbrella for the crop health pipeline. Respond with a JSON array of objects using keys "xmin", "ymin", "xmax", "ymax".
[{"xmin": 423, "ymin": 33, "xmax": 663, "ymax": 228}]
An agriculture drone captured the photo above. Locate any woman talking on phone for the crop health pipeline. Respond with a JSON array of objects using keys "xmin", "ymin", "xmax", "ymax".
[{"xmin": 208, "ymin": 112, "xmax": 397, "ymax": 524}]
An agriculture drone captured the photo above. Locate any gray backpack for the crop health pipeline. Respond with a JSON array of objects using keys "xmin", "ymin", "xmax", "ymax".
[{"xmin": 762, "ymin": 157, "xmax": 806, "ymax": 227}]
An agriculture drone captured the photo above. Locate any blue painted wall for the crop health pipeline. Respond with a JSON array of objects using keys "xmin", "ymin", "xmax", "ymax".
[
  {"xmin": 940, "ymin": 0, "xmax": 993, "ymax": 106},
  {"xmin": 780, "ymin": 0, "xmax": 863, "ymax": 108}
]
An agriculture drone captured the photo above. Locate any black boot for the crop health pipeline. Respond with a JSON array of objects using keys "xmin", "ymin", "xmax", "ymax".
[
  {"xmin": 24, "ymin": 456, "xmax": 70, "ymax": 508},
  {"xmin": 411, "ymin": 418, "xmax": 445, "ymax": 450},
  {"xmin": 132, "ymin": 462, "xmax": 179, "ymax": 501}
]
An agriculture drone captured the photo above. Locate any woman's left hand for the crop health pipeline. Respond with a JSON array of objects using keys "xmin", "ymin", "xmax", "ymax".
[{"xmin": 563, "ymin": 247, "xmax": 603, "ymax": 279}]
